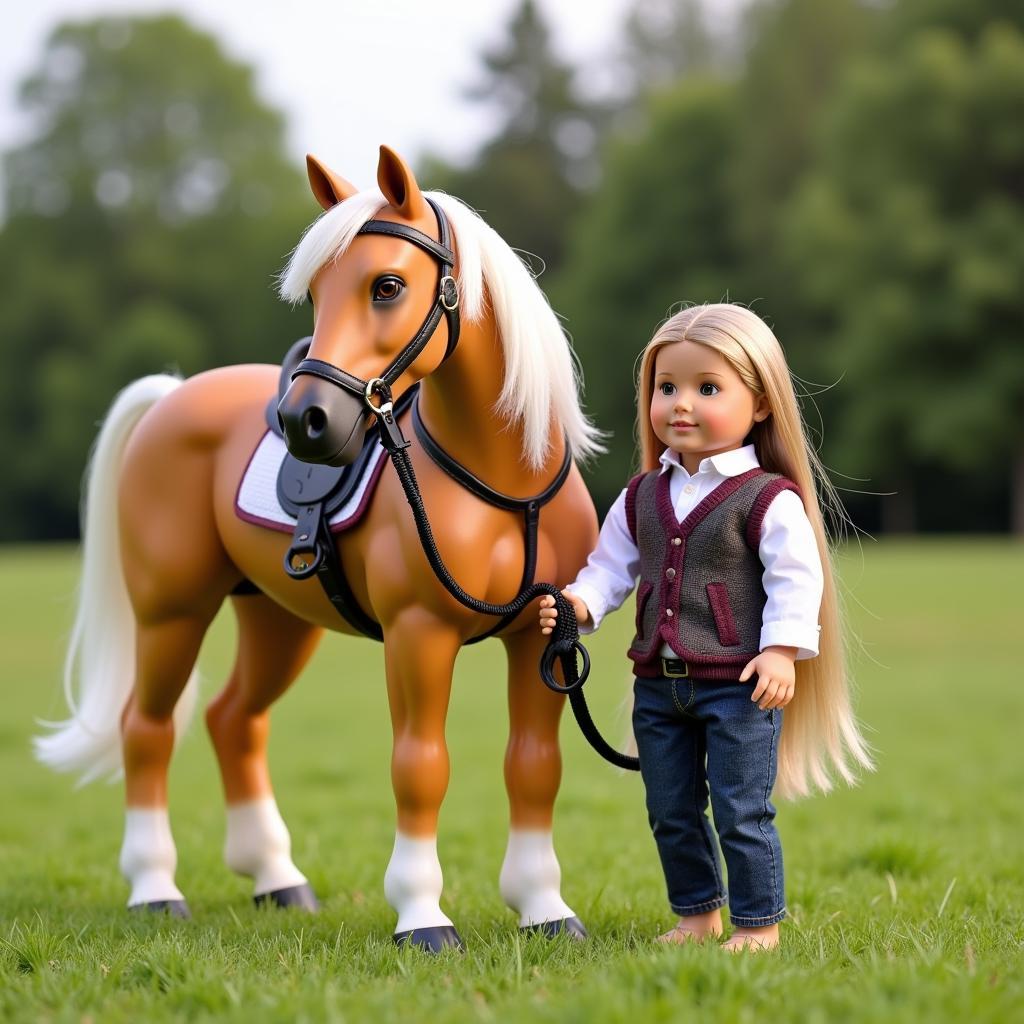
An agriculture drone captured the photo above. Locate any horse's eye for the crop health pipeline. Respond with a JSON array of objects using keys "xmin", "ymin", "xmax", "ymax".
[{"xmin": 372, "ymin": 276, "xmax": 404, "ymax": 302}]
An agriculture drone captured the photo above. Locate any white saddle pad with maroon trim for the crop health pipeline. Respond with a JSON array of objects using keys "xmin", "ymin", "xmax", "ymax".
[{"xmin": 234, "ymin": 430, "xmax": 388, "ymax": 534}]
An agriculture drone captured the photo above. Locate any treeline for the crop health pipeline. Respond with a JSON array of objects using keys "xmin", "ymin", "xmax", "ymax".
[{"xmin": 1, "ymin": 0, "xmax": 1022, "ymax": 539}]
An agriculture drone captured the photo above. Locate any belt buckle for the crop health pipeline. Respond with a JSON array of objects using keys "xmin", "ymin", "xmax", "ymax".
[{"xmin": 662, "ymin": 657, "xmax": 689, "ymax": 678}]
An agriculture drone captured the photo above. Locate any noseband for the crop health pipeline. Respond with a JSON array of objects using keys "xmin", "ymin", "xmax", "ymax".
[{"xmin": 289, "ymin": 196, "xmax": 461, "ymax": 448}]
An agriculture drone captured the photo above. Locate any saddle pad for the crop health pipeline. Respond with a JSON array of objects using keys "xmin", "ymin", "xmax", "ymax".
[{"xmin": 235, "ymin": 430, "xmax": 388, "ymax": 534}]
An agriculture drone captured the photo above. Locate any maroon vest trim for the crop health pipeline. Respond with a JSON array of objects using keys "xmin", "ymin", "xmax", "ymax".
[
  {"xmin": 706, "ymin": 582, "xmax": 741, "ymax": 646},
  {"xmin": 657, "ymin": 466, "xmax": 766, "ymax": 542},
  {"xmin": 746, "ymin": 477, "xmax": 802, "ymax": 549},
  {"xmin": 624, "ymin": 472, "xmax": 645, "ymax": 542}
]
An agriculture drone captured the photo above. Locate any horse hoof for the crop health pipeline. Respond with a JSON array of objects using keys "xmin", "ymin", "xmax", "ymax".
[
  {"xmin": 522, "ymin": 915, "xmax": 588, "ymax": 940},
  {"xmin": 393, "ymin": 925, "xmax": 465, "ymax": 953},
  {"xmin": 254, "ymin": 883, "xmax": 319, "ymax": 911},
  {"xmin": 129, "ymin": 900, "xmax": 191, "ymax": 920}
]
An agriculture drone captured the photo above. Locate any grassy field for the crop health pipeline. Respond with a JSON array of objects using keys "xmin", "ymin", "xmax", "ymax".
[{"xmin": 1, "ymin": 540, "xmax": 1022, "ymax": 1022}]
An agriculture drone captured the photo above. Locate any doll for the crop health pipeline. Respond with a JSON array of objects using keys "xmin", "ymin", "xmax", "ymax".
[{"xmin": 540, "ymin": 303, "xmax": 872, "ymax": 951}]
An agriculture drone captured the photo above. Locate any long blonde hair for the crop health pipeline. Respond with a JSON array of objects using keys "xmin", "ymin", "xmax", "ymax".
[{"xmin": 636, "ymin": 303, "xmax": 873, "ymax": 799}]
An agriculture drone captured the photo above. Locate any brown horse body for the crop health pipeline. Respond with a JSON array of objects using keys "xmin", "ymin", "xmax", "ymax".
[{"xmin": 39, "ymin": 147, "xmax": 600, "ymax": 948}]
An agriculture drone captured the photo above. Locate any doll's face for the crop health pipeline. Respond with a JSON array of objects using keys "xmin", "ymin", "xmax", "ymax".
[{"xmin": 650, "ymin": 341, "xmax": 770, "ymax": 474}]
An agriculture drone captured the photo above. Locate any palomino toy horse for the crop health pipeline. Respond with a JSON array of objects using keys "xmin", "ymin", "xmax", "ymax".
[{"xmin": 37, "ymin": 146, "xmax": 604, "ymax": 951}]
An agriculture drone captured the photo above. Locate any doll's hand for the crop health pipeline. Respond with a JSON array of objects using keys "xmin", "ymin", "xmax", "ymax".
[
  {"xmin": 539, "ymin": 591, "xmax": 590, "ymax": 635},
  {"xmin": 740, "ymin": 646, "xmax": 797, "ymax": 710}
]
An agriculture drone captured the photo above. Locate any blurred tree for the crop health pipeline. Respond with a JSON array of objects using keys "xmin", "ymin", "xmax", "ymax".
[
  {"xmin": 879, "ymin": 0, "xmax": 1024, "ymax": 46},
  {"xmin": 730, "ymin": 0, "xmax": 874, "ymax": 340},
  {"xmin": 785, "ymin": 20, "xmax": 1024, "ymax": 531},
  {"xmin": 552, "ymin": 81, "xmax": 742, "ymax": 509},
  {"xmin": 0, "ymin": 15, "xmax": 311, "ymax": 539},
  {"xmin": 6, "ymin": 17, "xmax": 296, "ymax": 222},
  {"xmin": 420, "ymin": 0, "xmax": 602, "ymax": 273},
  {"xmin": 616, "ymin": 0, "xmax": 726, "ymax": 99}
]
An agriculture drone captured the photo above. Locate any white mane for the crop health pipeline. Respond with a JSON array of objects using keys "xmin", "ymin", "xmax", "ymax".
[{"xmin": 278, "ymin": 190, "xmax": 604, "ymax": 470}]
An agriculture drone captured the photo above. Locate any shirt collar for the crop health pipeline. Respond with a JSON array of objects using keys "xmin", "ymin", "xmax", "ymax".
[{"xmin": 658, "ymin": 444, "xmax": 760, "ymax": 478}]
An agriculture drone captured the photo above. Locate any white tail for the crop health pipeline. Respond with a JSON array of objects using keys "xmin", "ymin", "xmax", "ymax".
[{"xmin": 35, "ymin": 375, "xmax": 201, "ymax": 784}]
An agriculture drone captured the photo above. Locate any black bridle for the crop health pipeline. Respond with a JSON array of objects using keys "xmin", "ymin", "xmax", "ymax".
[
  {"xmin": 285, "ymin": 198, "xmax": 638, "ymax": 772},
  {"xmin": 289, "ymin": 197, "xmax": 461, "ymax": 451}
]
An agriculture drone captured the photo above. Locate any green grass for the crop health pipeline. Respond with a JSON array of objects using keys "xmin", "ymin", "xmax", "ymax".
[{"xmin": 1, "ymin": 539, "xmax": 1022, "ymax": 1022}]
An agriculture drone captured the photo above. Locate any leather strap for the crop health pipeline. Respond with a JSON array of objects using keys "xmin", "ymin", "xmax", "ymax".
[
  {"xmin": 411, "ymin": 396, "xmax": 572, "ymax": 513},
  {"xmin": 410, "ymin": 394, "xmax": 571, "ymax": 645},
  {"xmin": 311, "ymin": 507, "xmax": 383, "ymax": 641},
  {"xmin": 357, "ymin": 219, "xmax": 455, "ymax": 265},
  {"xmin": 289, "ymin": 358, "xmax": 370, "ymax": 397}
]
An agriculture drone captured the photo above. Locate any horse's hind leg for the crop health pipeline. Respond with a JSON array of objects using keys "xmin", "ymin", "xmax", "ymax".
[
  {"xmin": 499, "ymin": 628, "xmax": 586, "ymax": 937},
  {"xmin": 205, "ymin": 593, "xmax": 323, "ymax": 909},
  {"xmin": 120, "ymin": 611, "xmax": 218, "ymax": 916},
  {"xmin": 117, "ymin": 404, "xmax": 238, "ymax": 917}
]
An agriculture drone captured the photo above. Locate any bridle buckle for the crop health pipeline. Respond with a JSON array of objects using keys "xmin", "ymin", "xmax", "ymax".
[
  {"xmin": 439, "ymin": 275, "xmax": 459, "ymax": 311},
  {"xmin": 364, "ymin": 377, "xmax": 393, "ymax": 416}
]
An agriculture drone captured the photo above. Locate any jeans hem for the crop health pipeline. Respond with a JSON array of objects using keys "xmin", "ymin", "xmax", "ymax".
[
  {"xmin": 729, "ymin": 908, "xmax": 787, "ymax": 927},
  {"xmin": 670, "ymin": 895, "xmax": 728, "ymax": 916}
]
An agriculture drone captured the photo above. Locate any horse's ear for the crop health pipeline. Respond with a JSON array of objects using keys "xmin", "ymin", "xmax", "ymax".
[
  {"xmin": 306, "ymin": 155, "xmax": 359, "ymax": 211},
  {"xmin": 377, "ymin": 145, "xmax": 428, "ymax": 220}
]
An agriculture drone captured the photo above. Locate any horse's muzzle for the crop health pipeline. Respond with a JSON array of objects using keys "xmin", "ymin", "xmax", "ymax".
[{"xmin": 278, "ymin": 375, "xmax": 368, "ymax": 466}]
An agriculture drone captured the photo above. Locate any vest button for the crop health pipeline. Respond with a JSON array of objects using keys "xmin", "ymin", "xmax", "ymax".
[
  {"xmin": 666, "ymin": 568, "xmax": 676, "ymax": 579},
  {"xmin": 665, "ymin": 608, "xmax": 674, "ymax": 617},
  {"xmin": 671, "ymin": 537, "xmax": 682, "ymax": 546}
]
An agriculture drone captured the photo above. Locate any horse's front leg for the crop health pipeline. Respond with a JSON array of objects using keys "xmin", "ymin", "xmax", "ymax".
[
  {"xmin": 382, "ymin": 610, "xmax": 463, "ymax": 951},
  {"xmin": 500, "ymin": 626, "xmax": 587, "ymax": 938}
]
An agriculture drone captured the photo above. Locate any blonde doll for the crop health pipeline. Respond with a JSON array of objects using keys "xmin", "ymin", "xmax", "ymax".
[{"xmin": 540, "ymin": 303, "xmax": 872, "ymax": 951}]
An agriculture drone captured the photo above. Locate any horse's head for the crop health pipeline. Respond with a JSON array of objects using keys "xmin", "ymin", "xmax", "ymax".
[{"xmin": 278, "ymin": 146, "xmax": 459, "ymax": 465}]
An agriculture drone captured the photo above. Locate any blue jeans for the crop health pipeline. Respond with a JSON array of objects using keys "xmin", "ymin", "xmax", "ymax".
[{"xmin": 632, "ymin": 674, "xmax": 786, "ymax": 928}]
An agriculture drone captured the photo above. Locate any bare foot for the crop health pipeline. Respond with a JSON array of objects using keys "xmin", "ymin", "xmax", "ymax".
[
  {"xmin": 722, "ymin": 924, "xmax": 779, "ymax": 952},
  {"xmin": 657, "ymin": 908, "xmax": 723, "ymax": 944}
]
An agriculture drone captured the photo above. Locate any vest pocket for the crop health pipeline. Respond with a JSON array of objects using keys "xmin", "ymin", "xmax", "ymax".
[
  {"xmin": 706, "ymin": 582, "xmax": 741, "ymax": 646},
  {"xmin": 635, "ymin": 581, "xmax": 653, "ymax": 639}
]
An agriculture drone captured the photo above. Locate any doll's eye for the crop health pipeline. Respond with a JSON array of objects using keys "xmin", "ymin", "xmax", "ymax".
[
  {"xmin": 659, "ymin": 382, "xmax": 676, "ymax": 396},
  {"xmin": 372, "ymin": 275, "xmax": 405, "ymax": 302},
  {"xmin": 698, "ymin": 382, "xmax": 719, "ymax": 396}
]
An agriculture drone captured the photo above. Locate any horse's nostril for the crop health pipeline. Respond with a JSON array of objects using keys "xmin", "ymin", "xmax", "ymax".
[{"xmin": 303, "ymin": 406, "xmax": 327, "ymax": 439}]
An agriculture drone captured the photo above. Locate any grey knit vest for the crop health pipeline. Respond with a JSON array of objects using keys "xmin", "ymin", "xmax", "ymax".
[{"xmin": 625, "ymin": 466, "xmax": 799, "ymax": 679}]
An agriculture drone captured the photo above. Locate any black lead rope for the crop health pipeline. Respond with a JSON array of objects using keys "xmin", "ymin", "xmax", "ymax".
[{"xmin": 371, "ymin": 383, "xmax": 640, "ymax": 772}]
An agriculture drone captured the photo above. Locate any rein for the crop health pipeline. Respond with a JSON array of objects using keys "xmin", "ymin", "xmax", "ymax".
[{"xmin": 288, "ymin": 200, "xmax": 639, "ymax": 773}]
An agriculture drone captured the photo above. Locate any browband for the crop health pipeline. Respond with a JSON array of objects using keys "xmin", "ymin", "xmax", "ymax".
[{"xmin": 357, "ymin": 219, "xmax": 455, "ymax": 266}]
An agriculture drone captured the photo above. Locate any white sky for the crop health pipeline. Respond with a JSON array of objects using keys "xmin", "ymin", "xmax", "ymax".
[{"xmin": 1, "ymin": 0, "xmax": 742, "ymax": 191}]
